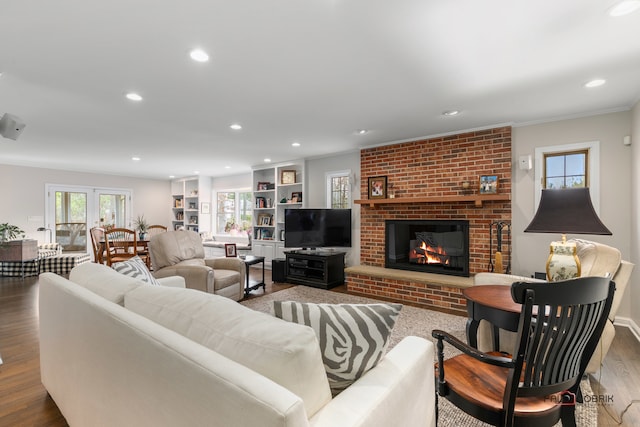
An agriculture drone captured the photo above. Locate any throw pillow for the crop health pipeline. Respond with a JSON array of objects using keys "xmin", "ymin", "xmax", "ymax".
[
  {"xmin": 112, "ymin": 256, "xmax": 160, "ymax": 286},
  {"xmin": 272, "ymin": 301, "xmax": 402, "ymax": 394}
]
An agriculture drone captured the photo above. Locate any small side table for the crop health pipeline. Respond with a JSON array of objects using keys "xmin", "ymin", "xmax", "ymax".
[{"xmin": 241, "ymin": 255, "xmax": 266, "ymax": 297}]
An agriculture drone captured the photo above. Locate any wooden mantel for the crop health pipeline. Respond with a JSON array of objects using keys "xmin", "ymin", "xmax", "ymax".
[{"xmin": 354, "ymin": 194, "xmax": 510, "ymax": 208}]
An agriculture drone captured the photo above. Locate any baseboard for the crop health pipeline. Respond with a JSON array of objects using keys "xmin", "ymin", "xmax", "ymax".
[{"xmin": 613, "ymin": 316, "xmax": 640, "ymax": 342}]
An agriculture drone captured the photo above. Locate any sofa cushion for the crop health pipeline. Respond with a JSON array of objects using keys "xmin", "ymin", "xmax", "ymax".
[
  {"xmin": 123, "ymin": 285, "xmax": 331, "ymax": 417},
  {"xmin": 272, "ymin": 301, "xmax": 402, "ymax": 394},
  {"xmin": 112, "ymin": 256, "xmax": 160, "ymax": 286},
  {"xmin": 69, "ymin": 262, "xmax": 144, "ymax": 305}
]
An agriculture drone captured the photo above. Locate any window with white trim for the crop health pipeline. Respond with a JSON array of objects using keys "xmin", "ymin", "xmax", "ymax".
[
  {"xmin": 216, "ymin": 190, "xmax": 252, "ymax": 234},
  {"xmin": 326, "ymin": 170, "xmax": 351, "ymax": 209},
  {"xmin": 534, "ymin": 141, "xmax": 600, "ymax": 212}
]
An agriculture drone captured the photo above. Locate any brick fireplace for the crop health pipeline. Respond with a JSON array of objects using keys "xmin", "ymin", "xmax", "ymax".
[{"xmin": 347, "ymin": 126, "xmax": 512, "ymax": 315}]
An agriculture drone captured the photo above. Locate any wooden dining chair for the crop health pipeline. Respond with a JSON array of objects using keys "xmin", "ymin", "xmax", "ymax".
[
  {"xmin": 104, "ymin": 228, "xmax": 139, "ymax": 266},
  {"xmin": 89, "ymin": 227, "xmax": 106, "ymax": 264},
  {"xmin": 433, "ymin": 276, "xmax": 615, "ymax": 427},
  {"xmin": 146, "ymin": 224, "xmax": 167, "ymax": 239}
]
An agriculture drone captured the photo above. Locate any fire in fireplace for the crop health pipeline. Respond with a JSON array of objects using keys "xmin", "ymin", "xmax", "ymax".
[{"xmin": 385, "ymin": 220, "xmax": 469, "ymax": 277}]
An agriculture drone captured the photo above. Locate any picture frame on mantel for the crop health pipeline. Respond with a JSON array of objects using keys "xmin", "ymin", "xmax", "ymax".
[
  {"xmin": 368, "ymin": 176, "xmax": 387, "ymax": 199},
  {"xmin": 479, "ymin": 175, "xmax": 498, "ymax": 194}
]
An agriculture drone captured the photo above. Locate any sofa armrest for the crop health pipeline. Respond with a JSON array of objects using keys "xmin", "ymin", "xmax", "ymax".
[
  {"xmin": 153, "ymin": 265, "xmax": 213, "ymax": 293},
  {"xmin": 473, "ymin": 272, "xmax": 546, "ymax": 286},
  {"xmin": 309, "ymin": 336, "xmax": 435, "ymax": 427},
  {"xmin": 157, "ymin": 276, "xmax": 186, "ymax": 288}
]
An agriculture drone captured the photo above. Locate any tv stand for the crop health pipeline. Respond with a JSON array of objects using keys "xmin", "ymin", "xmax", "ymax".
[{"xmin": 285, "ymin": 251, "xmax": 345, "ymax": 289}]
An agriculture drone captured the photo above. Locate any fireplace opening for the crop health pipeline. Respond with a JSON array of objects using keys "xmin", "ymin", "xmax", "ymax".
[{"xmin": 385, "ymin": 219, "xmax": 469, "ymax": 277}]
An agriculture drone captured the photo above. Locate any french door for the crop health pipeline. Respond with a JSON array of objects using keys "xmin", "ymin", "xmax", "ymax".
[{"xmin": 45, "ymin": 185, "xmax": 132, "ymax": 254}]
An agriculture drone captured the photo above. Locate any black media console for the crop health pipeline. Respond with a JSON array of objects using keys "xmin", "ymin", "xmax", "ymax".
[{"xmin": 285, "ymin": 250, "xmax": 346, "ymax": 289}]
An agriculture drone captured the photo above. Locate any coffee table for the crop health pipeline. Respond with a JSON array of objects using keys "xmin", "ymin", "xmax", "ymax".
[
  {"xmin": 240, "ymin": 255, "xmax": 266, "ymax": 297},
  {"xmin": 462, "ymin": 285, "xmax": 521, "ymax": 351}
]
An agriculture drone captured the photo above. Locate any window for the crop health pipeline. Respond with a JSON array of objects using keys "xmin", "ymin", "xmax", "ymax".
[
  {"xmin": 534, "ymin": 141, "xmax": 600, "ymax": 212},
  {"xmin": 543, "ymin": 150, "xmax": 587, "ymax": 189},
  {"xmin": 216, "ymin": 190, "xmax": 252, "ymax": 234},
  {"xmin": 326, "ymin": 170, "xmax": 351, "ymax": 209}
]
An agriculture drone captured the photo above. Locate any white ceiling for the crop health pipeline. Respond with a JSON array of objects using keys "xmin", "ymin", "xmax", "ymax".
[{"xmin": 1, "ymin": 0, "xmax": 640, "ymax": 180}]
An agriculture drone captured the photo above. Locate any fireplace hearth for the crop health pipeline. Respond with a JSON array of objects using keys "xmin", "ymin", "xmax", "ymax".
[{"xmin": 385, "ymin": 219, "xmax": 470, "ymax": 277}]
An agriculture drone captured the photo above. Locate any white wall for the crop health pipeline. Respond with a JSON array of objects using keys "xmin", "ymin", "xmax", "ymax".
[
  {"xmin": 630, "ymin": 101, "xmax": 640, "ymax": 329},
  {"xmin": 306, "ymin": 151, "xmax": 361, "ymax": 267},
  {"xmin": 513, "ymin": 111, "xmax": 634, "ymax": 320},
  {"xmin": 0, "ymin": 164, "xmax": 170, "ymax": 243}
]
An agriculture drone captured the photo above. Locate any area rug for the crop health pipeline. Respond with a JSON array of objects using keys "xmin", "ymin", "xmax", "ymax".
[{"xmin": 241, "ymin": 285, "xmax": 597, "ymax": 427}]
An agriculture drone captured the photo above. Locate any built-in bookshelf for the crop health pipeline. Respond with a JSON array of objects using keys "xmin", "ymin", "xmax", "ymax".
[
  {"xmin": 170, "ymin": 177, "xmax": 211, "ymax": 233},
  {"xmin": 251, "ymin": 161, "xmax": 304, "ymax": 266}
]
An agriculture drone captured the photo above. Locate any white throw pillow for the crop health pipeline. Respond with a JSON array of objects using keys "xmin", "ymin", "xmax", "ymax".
[
  {"xmin": 272, "ymin": 301, "xmax": 402, "ymax": 394},
  {"xmin": 112, "ymin": 256, "xmax": 160, "ymax": 286}
]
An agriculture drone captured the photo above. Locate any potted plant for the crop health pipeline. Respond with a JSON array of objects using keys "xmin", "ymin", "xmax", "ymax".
[
  {"xmin": 134, "ymin": 215, "xmax": 149, "ymax": 240},
  {"xmin": 0, "ymin": 223, "xmax": 25, "ymax": 245}
]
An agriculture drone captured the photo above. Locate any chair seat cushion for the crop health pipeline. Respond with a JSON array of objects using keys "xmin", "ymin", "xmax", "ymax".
[{"xmin": 212, "ymin": 269, "xmax": 241, "ymax": 291}]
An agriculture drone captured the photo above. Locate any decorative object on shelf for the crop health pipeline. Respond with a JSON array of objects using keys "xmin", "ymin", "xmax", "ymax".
[
  {"xmin": 280, "ymin": 170, "xmax": 296, "ymax": 185},
  {"xmin": 190, "ymin": 190, "xmax": 198, "ymax": 196},
  {"xmin": 387, "ymin": 183, "xmax": 395, "ymax": 199},
  {"xmin": 280, "ymin": 197, "xmax": 287, "ymax": 203},
  {"xmin": 0, "ymin": 223, "xmax": 25, "ymax": 245},
  {"xmin": 291, "ymin": 191, "xmax": 302, "ymax": 203},
  {"xmin": 524, "ymin": 188, "xmax": 612, "ymax": 281},
  {"xmin": 256, "ymin": 182, "xmax": 271, "ymax": 191},
  {"xmin": 258, "ymin": 214, "xmax": 272, "ymax": 226},
  {"xmin": 368, "ymin": 176, "xmax": 387, "ymax": 199},
  {"xmin": 200, "ymin": 202, "xmax": 210, "ymax": 214},
  {"xmin": 225, "ymin": 243, "xmax": 237, "ymax": 257},
  {"xmin": 479, "ymin": 175, "xmax": 498, "ymax": 194},
  {"xmin": 134, "ymin": 215, "xmax": 149, "ymax": 240},
  {"xmin": 280, "ymin": 229, "xmax": 285, "ymax": 241}
]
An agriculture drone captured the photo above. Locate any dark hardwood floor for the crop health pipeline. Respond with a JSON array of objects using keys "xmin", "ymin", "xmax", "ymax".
[{"xmin": 1, "ymin": 271, "xmax": 639, "ymax": 426}]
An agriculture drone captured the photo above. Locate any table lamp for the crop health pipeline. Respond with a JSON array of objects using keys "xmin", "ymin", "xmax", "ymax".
[{"xmin": 524, "ymin": 188, "xmax": 611, "ymax": 281}]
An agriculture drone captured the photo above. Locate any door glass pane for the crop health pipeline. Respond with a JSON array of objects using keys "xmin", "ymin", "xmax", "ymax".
[
  {"xmin": 99, "ymin": 194, "xmax": 128, "ymax": 228},
  {"xmin": 55, "ymin": 191, "xmax": 87, "ymax": 252}
]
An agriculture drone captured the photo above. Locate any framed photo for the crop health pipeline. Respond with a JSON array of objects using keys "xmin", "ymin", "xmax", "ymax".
[
  {"xmin": 258, "ymin": 213, "xmax": 271, "ymax": 226},
  {"xmin": 479, "ymin": 175, "xmax": 499, "ymax": 194},
  {"xmin": 280, "ymin": 229, "xmax": 285, "ymax": 241},
  {"xmin": 224, "ymin": 243, "xmax": 237, "ymax": 257},
  {"xmin": 291, "ymin": 191, "xmax": 302, "ymax": 203},
  {"xmin": 368, "ymin": 176, "xmax": 387, "ymax": 199},
  {"xmin": 256, "ymin": 182, "xmax": 270, "ymax": 191},
  {"xmin": 200, "ymin": 202, "xmax": 210, "ymax": 214},
  {"xmin": 280, "ymin": 170, "xmax": 296, "ymax": 185}
]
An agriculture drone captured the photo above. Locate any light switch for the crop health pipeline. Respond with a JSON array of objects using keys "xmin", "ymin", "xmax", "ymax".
[{"xmin": 518, "ymin": 155, "xmax": 532, "ymax": 170}]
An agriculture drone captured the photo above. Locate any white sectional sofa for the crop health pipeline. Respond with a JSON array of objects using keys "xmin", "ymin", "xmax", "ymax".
[{"xmin": 39, "ymin": 263, "xmax": 435, "ymax": 427}]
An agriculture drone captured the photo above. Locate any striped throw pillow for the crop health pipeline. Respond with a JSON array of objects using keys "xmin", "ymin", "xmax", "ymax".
[
  {"xmin": 272, "ymin": 301, "xmax": 402, "ymax": 394},
  {"xmin": 112, "ymin": 256, "xmax": 160, "ymax": 286}
]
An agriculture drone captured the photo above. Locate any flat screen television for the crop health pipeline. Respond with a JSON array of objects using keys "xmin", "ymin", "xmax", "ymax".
[{"xmin": 284, "ymin": 208, "xmax": 352, "ymax": 249}]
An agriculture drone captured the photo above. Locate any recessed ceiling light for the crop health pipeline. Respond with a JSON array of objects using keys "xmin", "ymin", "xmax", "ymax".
[
  {"xmin": 264, "ymin": 158, "xmax": 272, "ymax": 163},
  {"xmin": 125, "ymin": 92, "xmax": 143, "ymax": 101},
  {"xmin": 193, "ymin": 170, "xmax": 200, "ymax": 174},
  {"xmin": 292, "ymin": 142, "xmax": 301, "ymax": 147},
  {"xmin": 189, "ymin": 49, "xmax": 210, "ymax": 62},
  {"xmin": 131, "ymin": 156, "xmax": 141, "ymax": 161},
  {"xmin": 442, "ymin": 110, "xmax": 460, "ymax": 116},
  {"xmin": 356, "ymin": 129, "xmax": 368, "ymax": 135},
  {"xmin": 584, "ymin": 79, "xmax": 606, "ymax": 88},
  {"xmin": 230, "ymin": 123, "xmax": 242, "ymax": 130},
  {"xmin": 224, "ymin": 165, "xmax": 231, "ymax": 169},
  {"xmin": 609, "ymin": 0, "xmax": 640, "ymax": 16},
  {"xmin": 169, "ymin": 175, "xmax": 175, "ymax": 179}
]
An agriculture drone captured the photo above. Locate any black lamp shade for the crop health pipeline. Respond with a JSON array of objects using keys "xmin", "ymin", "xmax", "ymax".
[{"xmin": 524, "ymin": 188, "xmax": 612, "ymax": 235}]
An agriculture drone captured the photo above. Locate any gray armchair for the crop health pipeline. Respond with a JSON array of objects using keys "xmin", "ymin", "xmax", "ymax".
[{"xmin": 148, "ymin": 230, "xmax": 245, "ymax": 301}]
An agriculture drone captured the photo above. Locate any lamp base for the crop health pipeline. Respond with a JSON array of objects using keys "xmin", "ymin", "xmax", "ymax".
[{"xmin": 546, "ymin": 240, "xmax": 581, "ymax": 281}]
